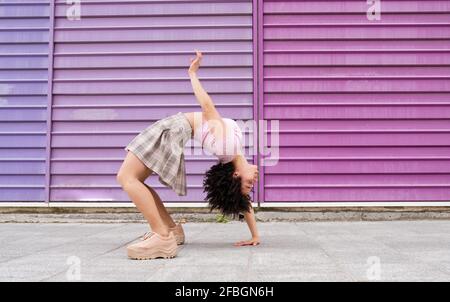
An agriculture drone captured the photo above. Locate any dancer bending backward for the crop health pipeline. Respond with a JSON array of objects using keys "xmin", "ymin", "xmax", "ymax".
[{"xmin": 117, "ymin": 51, "xmax": 260, "ymax": 260}]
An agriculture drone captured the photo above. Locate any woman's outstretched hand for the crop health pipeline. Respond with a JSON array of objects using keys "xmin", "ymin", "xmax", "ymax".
[
  {"xmin": 188, "ymin": 50, "xmax": 202, "ymax": 74},
  {"xmin": 234, "ymin": 237, "xmax": 260, "ymax": 247}
]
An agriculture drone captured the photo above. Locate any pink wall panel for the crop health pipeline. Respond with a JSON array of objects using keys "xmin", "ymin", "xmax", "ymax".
[{"xmin": 260, "ymin": 0, "xmax": 450, "ymax": 203}]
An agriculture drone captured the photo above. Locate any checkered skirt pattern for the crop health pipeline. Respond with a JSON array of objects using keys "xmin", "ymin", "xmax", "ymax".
[{"xmin": 124, "ymin": 112, "xmax": 192, "ymax": 196}]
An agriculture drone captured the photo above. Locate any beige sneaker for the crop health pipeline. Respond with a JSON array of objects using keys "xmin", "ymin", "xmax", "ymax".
[
  {"xmin": 127, "ymin": 231, "xmax": 178, "ymax": 260},
  {"xmin": 142, "ymin": 223, "xmax": 185, "ymax": 245}
]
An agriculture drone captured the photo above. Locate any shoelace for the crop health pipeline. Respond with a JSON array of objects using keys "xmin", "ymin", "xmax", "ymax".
[
  {"xmin": 141, "ymin": 231, "xmax": 155, "ymax": 240},
  {"xmin": 141, "ymin": 225, "xmax": 180, "ymax": 240}
]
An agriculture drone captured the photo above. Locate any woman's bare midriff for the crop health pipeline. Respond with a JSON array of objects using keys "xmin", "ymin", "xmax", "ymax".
[
  {"xmin": 183, "ymin": 112, "xmax": 201, "ymax": 138},
  {"xmin": 183, "ymin": 111, "xmax": 226, "ymax": 140}
]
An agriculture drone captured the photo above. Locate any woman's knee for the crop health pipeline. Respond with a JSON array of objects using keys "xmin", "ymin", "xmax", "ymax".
[
  {"xmin": 116, "ymin": 172, "xmax": 139, "ymax": 190},
  {"xmin": 117, "ymin": 152, "xmax": 153, "ymax": 187}
]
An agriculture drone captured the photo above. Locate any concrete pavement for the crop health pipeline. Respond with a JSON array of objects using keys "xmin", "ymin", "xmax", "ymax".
[{"xmin": 0, "ymin": 221, "xmax": 449, "ymax": 282}]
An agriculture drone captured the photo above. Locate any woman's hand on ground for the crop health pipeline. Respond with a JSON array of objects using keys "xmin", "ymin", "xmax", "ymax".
[
  {"xmin": 234, "ymin": 237, "xmax": 260, "ymax": 247},
  {"xmin": 188, "ymin": 50, "xmax": 202, "ymax": 74}
]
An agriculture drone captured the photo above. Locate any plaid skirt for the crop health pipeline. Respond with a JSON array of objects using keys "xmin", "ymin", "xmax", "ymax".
[{"xmin": 124, "ymin": 112, "xmax": 192, "ymax": 196}]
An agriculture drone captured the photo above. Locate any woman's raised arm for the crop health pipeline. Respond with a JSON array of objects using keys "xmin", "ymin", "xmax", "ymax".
[{"xmin": 188, "ymin": 50, "xmax": 225, "ymax": 138}]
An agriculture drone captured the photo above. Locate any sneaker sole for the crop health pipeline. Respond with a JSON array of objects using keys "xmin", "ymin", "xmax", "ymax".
[
  {"xmin": 176, "ymin": 236, "xmax": 185, "ymax": 245},
  {"xmin": 129, "ymin": 255, "xmax": 176, "ymax": 260},
  {"xmin": 128, "ymin": 247, "xmax": 178, "ymax": 260},
  {"xmin": 140, "ymin": 236, "xmax": 184, "ymax": 245}
]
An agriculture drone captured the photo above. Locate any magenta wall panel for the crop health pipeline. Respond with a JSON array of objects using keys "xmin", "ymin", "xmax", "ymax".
[
  {"xmin": 260, "ymin": 0, "xmax": 450, "ymax": 203},
  {"xmin": 50, "ymin": 0, "xmax": 255, "ymax": 203},
  {"xmin": 0, "ymin": 0, "xmax": 51, "ymax": 202}
]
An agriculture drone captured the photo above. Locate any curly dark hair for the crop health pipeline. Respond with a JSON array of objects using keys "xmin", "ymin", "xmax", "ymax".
[{"xmin": 203, "ymin": 161, "xmax": 252, "ymax": 218}]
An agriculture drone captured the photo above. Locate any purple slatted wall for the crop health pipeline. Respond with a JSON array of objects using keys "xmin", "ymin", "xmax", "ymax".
[
  {"xmin": 261, "ymin": 0, "xmax": 450, "ymax": 203},
  {"xmin": 0, "ymin": 0, "xmax": 50, "ymax": 202},
  {"xmin": 2, "ymin": 0, "xmax": 449, "ymax": 206},
  {"xmin": 51, "ymin": 0, "xmax": 254, "ymax": 203}
]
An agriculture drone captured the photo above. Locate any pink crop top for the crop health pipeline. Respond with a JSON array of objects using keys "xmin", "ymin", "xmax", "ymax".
[{"xmin": 193, "ymin": 118, "xmax": 244, "ymax": 164}]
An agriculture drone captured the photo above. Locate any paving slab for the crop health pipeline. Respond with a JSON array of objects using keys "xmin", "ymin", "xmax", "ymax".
[{"xmin": 0, "ymin": 221, "xmax": 449, "ymax": 282}]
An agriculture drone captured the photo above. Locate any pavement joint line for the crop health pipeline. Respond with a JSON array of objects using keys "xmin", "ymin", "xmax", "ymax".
[
  {"xmin": 39, "ymin": 266, "xmax": 68, "ymax": 282},
  {"xmin": 40, "ymin": 245, "xmax": 140, "ymax": 281},
  {"xmin": 2, "ymin": 222, "xmax": 449, "ymax": 282},
  {"xmin": 123, "ymin": 223, "xmax": 210, "ymax": 281},
  {"xmin": 143, "ymin": 223, "xmax": 252, "ymax": 282},
  {"xmin": 91, "ymin": 238, "xmax": 138, "ymax": 260},
  {"xmin": 39, "ymin": 224, "xmax": 151, "ymax": 282},
  {"xmin": 97, "ymin": 222, "xmax": 207, "ymax": 263},
  {"xmin": 0, "ymin": 223, "xmax": 127, "ymax": 266},
  {"xmin": 40, "ymin": 239, "xmax": 149, "ymax": 282}
]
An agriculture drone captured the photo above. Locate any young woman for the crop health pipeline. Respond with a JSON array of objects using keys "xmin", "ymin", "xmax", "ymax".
[{"xmin": 116, "ymin": 51, "xmax": 260, "ymax": 260}]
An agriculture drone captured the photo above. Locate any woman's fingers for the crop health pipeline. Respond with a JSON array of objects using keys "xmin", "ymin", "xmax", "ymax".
[
  {"xmin": 196, "ymin": 51, "xmax": 202, "ymax": 60},
  {"xmin": 189, "ymin": 51, "xmax": 202, "ymax": 66},
  {"xmin": 234, "ymin": 240, "xmax": 255, "ymax": 246},
  {"xmin": 234, "ymin": 237, "xmax": 260, "ymax": 247}
]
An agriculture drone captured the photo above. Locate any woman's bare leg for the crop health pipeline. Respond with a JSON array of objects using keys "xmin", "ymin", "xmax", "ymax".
[
  {"xmin": 144, "ymin": 183, "xmax": 177, "ymax": 229},
  {"xmin": 116, "ymin": 151, "xmax": 169, "ymax": 236}
]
